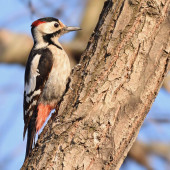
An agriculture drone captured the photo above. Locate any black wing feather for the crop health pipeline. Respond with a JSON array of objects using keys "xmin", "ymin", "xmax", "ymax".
[{"xmin": 24, "ymin": 48, "xmax": 53, "ymax": 125}]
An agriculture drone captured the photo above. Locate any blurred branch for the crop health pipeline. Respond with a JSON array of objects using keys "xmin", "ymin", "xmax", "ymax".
[
  {"xmin": 64, "ymin": 0, "xmax": 105, "ymax": 63},
  {"xmin": 128, "ymin": 141, "xmax": 170, "ymax": 170},
  {"xmin": 0, "ymin": 29, "xmax": 33, "ymax": 65},
  {"xmin": 149, "ymin": 118, "xmax": 170, "ymax": 123},
  {"xmin": 163, "ymin": 73, "xmax": 170, "ymax": 92}
]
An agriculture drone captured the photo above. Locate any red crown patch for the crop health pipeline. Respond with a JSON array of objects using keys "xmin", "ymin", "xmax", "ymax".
[{"xmin": 31, "ymin": 20, "xmax": 46, "ymax": 27}]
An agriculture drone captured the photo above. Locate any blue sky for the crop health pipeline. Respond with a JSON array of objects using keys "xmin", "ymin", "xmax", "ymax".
[{"xmin": 0, "ymin": 1, "xmax": 170, "ymax": 170}]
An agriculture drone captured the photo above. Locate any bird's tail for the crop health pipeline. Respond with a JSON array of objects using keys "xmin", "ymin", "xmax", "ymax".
[{"xmin": 25, "ymin": 114, "xmax": 36, "ymax": 160}]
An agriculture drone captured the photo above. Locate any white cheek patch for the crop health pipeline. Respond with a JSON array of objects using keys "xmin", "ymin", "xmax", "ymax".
[{"xmin": 25, "ymin": 54, "xmax": 41, "ymax": 94}]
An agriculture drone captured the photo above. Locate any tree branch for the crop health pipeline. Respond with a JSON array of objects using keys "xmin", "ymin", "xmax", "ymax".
[{"xmin": 22, "ymin": 0, "xmax": 170, "ymax": 169}]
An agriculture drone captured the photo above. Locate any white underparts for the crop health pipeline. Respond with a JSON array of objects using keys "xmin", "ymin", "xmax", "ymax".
[{"xmin": 39, "ymin": 44, "xmax": 71, "ymax": 105}]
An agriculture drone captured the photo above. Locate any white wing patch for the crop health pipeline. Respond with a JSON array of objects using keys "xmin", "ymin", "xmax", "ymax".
[
  {"xmin": 25, "ymin": 54, "xmax": 41, "ymax": 94},
  {"xmin": 25, "ymin": 100, "xmax": 37, "ymax": 116},
  {"xmin": 26, "ymin": 89, "xmax": 41, "ymax": 103}
]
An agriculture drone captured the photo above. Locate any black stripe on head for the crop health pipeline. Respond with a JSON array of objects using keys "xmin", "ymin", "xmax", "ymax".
[{"xmin": 38, "ymin": 17, "xmax": 59, "ymax": 23}]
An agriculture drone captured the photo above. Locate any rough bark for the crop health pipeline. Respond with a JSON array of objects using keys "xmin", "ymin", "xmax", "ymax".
[{"xmin": 22, "ymin": 0, "xmax": 170, "ymax": 169}]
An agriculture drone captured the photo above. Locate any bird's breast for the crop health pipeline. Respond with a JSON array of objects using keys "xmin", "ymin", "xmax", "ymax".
[{"xmin": 40, "ymin": 45, "xmax": 71, "ymax": 105}]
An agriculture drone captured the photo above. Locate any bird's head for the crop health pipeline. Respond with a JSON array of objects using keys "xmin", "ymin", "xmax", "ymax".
[{"xmin": 31, "ymin": 17, "xmax": 81, "ymax": 45}]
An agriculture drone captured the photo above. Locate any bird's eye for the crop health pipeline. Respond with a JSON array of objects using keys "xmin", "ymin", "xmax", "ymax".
[{"xmin": 54, "ymin": 23, "xmax": 59, "ymax": 27}]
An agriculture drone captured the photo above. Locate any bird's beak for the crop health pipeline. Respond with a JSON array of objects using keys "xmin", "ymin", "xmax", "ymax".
[{"xmin": 63, "ymin": 26, "xmax": 81, "ymax": 33}]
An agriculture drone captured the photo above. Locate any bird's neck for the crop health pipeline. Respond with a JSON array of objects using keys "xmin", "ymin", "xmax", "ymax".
[{"xmin": 33, "ymin": 30, "xmax": 61, "ymax": 50}]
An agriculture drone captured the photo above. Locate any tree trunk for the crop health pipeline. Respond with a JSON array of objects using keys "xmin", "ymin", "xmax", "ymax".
[{"xmin": 21, "ymin": 0, "xmax": 170, "ymax": 169}]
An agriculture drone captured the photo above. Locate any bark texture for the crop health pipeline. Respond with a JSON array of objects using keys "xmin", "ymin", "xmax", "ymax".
[{"xmin": 22, "ymin": 0, "xmax": 170, "ymax": 169}]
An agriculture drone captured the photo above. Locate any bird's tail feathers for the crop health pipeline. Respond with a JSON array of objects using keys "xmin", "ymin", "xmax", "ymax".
[{"xmin": 25, "ymin": 114, "xmax": 36, "ymax": 160}]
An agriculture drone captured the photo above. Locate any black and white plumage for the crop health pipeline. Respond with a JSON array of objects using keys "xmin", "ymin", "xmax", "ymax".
[{"xmin": 23, "ymin": 17, "xmax": 80, "ymax": 159}]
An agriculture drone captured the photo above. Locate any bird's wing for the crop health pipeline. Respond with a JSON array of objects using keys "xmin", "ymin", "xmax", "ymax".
[{"xmin": 23, "ymin": 48, "xmax": 53, "ymax": 138}]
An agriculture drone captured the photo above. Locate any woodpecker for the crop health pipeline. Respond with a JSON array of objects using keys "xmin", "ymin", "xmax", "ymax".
[{"xmin": 23, "ymin": 17, "xmax": 80, "ymax": 159}]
